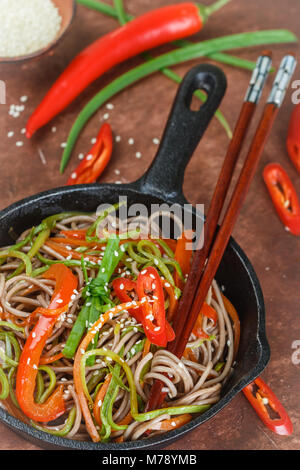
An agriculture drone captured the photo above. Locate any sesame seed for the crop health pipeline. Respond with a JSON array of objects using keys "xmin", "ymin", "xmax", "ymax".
[
  {"xmin": 153, "ymin": 138, "xmax": 160, "ymax": 145},
  {"xmin": 78, "ymin": 153, "xmax": 84, "ymax": 160},
  {"xmin": 106, "ymin": 103, "xmax": 114, "ymax": 110},
  {"xmin": 21, "ymin": 128, "xmax": 26, "ymax": 134},
  {"xmin": 115, "ymin": 135, "xmax": 121, "ymax": 142},
  {"xmin": 128, "ymin": 138, "xmax": 134, "ymax": 145},
  {"xmin": 86, "ymin": 154, "xmax": 93, "ymax": 161},
  {"xmin": 7, "ymin": 131, "xmax": 14, "ymax": 138},
  {"xmin": 20, "ymin": 96, "xmax": 28, "ymax": 103},
  {"xmin": 91, "ymin": 137, "xmax": 97, "ymax": 144},
  {"xmin": 61, "ymin": 142, "xmax": 67, "ymax": 148},
  {"xmin": 103, "ymin": 113, "xmax": 109, "ymax": 120},
  {"xmin": 52, "ymin": 126, "xmax": 57, "ymax": 133},
  {"xmin": 135, "ymin": 152, "xmax": 142, "ymax": 159},
  {"xmin": 16, "ymin": 141, "xmax": 23, "ymax": 147},
  {"xmin": 71, "ymin": 172, "xmax": 77, "ymax": 179}
]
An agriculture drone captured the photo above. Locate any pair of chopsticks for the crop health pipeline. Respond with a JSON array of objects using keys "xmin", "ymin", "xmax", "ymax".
[{"xmin": 146, "ymin": 52, "xmax": 297, "ymax": 412}]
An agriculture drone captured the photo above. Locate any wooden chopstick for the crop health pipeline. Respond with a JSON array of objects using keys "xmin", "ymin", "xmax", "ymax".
[
  {"xmin": 145, "ymin": 52, "xmax": 272, "ymax": 413},
  {"xmin": 171, "ymin": 52, "xmax": 272, "ymax": 340},
  {"xmin": 146, "ymin": 53, "xmax": 296, "ymax": 413}
]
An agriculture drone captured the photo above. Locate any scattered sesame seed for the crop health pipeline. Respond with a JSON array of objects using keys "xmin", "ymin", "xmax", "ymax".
[
  {"xmin": 7, "ymin": 131, "xmax": 14, "ymax": 138},
  {"xmin": 21, "ymin": 128, "xmax": 26, "ymax": 134},
  {"xmin": 52, "ymin": 126, "xmax": 57, "ymax": 133},
  {"xmin": 86, "ymin": 154, "xmax": 93, "ymax": 161},
  {"xmin": 103, "ymin": 113, "xmax": 109, "ymax": 120},
  {"xmin": 153, "ymin": 138, "xmax": 160, "ymax": 145},
  {"xmin": 128, "ymin": 138, "xmax": 134, "ymax": 145},
  {"xmin": 91, "ymin": 137, "xmax": 97, "ymax": 144},
  {"xmin": 16, "ymin": 141, "xmax": 23, "ymax": 147},
  {"xmin": 20, "ymin": 96, "xmax": 28, "ymax": 103},
  {"xmin": 115, "ymin": 181, "xmax": 122, "ymax": 184},
  {"xmin": 106, "ymin": 103, "xmax": 114, "ymax": 110},
  {"xmin": 135, "ymin": 152, "xmax": 142, "ymax": 159},
  {"xmin": 71, "ymin": 172, "xmax": 77, "ymax": 179},
  {"xmin": 61, "ymin": 142, "xmax": 67, "ymax": 148},
  {"xmin": 114, "ymin": 169, "xmax": 120, "ymax": 175},
  {"xmin": 78, "ymin": 153, "xmax": 84, "ymax": 160},
  {"xmin": 115, "ymin": 135, "xmax": 121, "ymax": 142}
]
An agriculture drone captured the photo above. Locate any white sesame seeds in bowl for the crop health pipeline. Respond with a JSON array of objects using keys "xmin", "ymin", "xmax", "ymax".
[{"xmin": 0, "ymin": 0, "xmax": 76, "ymax": 63}]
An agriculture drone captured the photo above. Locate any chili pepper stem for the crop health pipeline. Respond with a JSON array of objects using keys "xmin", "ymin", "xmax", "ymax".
[{"xmin": 198, "ymin": 0, "xmax": 232, "ymax": 22}]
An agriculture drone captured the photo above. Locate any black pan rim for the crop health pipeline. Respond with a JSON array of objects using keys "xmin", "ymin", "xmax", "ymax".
[{"xmin": 0, "ymin": 182, "xmax": 270, "ymax": 450}]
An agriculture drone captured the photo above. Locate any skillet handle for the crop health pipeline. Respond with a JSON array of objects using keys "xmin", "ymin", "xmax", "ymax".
[{"xmin": 134, "ymin": 64, "xmax": 227, "ymax": 202}]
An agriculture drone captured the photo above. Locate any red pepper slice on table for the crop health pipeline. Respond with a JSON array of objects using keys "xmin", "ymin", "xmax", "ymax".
[
  {"xmin": 67, "ymin": 123, "xmax": 113, "ymax": 184},
  {"xmin": 16, "ymin": 264, "xmax": 78, "ymax": 422},
  {"xmin": 243, "ymin": 376, "xmax": 293, "ymax": 435},
  {"xmin": 286, "ymin": 103, "xmax": 300, "ymax": 174},
  {"xmin": 263, "ymin": 163, "xmax": 300, "ymax": 236},
  {"xmin": 26, "ymin": 1, "xmax": 229, "ymax": 137}
]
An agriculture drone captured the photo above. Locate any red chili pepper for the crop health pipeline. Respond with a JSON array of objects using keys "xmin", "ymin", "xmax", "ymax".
[
  {"xmin": 286, "ymin": 103, "xmax": 300, "ymax": 173},
  {"xmin": 16, "ymin": 265, "xmax": 78, "ymax": 422},
  {"xmin": 112, "ymin": 278, "xmax": 142, "ymax": 322},
  {"xmin": 263, "ymin": 163, "xmax": 300, "ymax": 236},
  {"xmin": 26, "ymin": 1, "xmax": 229, "ymax": 137},
  {"xmin": 66, "ymin": 123, "xmax": 113, "ymax": 185},
  {"xmin": 243, "ymin": 377, "xmax": 293, "ymax": 435},
  {"xmin": 113, "ymin": 275, "xmax": 175, "ymax": 345}
]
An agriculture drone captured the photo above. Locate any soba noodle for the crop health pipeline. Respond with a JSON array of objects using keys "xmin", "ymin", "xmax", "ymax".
[{"xmin": 0, "ymin": 210, "xmax": 239, "ymax": 442}]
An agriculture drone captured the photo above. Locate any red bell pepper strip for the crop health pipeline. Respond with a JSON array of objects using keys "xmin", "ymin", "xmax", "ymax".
[
  {"xmin": 243, "ymin": 377, "xmax": 293, "ymax": 435},
  {"xmin": 192, "ymin": 302, "xmax": 218, "ymax": 339},
  {"xmin": 137, "ymin": 267, "xmax": 175, "ymax": 347},
  {"xmin": 26, "ymin": 1, "xmax": 230, "ymax": 137},
  {"xmin": 113, "ymin": 275, "xmax": 175, "ymax": 344},
  {"xmin": 16, "ymin": 264, "xmax": 78, "ymax": 422},
  {"xmin": 66, "ymin": 123, "xmax": 113, "ymax": 185},
  {"xmin": 263, "ymin": 163, "xmax": 300, "ymax": 236},
  {"xmin": 286, "ymin": 103, "xmax": 300, "ymax": 173}
]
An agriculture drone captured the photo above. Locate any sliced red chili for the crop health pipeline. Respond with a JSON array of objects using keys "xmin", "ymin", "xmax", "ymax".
[
  {"xmin": 112, "ymin": 278, "xmax": 142, "ymax": 323},
  {"xmin": 286, "ymin": 103, "xmax": 300, "ymax": 174},
  {"xmin": 243, "ymin": 376, "xmax": 293, "ymax": 435},
  {"xmin": 67, "ymin": 123, "xmax": 113, "ymax": 185},
  {"xmin": 16, "ymin": 264, "xmax": 78, "ymax": 422},
  {"xmin": 192, "ymin": 302, "xmax": 218, "ymax": 339},
  {"xmin": 263, "ymin": 163, "xmax": 300, "ymax": 236},
  {"xmin": 113, "ymin": 268, "xmax": 175, "ymax": 344}
]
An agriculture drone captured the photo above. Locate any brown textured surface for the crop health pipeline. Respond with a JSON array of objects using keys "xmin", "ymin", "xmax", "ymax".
[{"xmin": 0, "ymin": 0, "xmax": 299, "ymax": 451}]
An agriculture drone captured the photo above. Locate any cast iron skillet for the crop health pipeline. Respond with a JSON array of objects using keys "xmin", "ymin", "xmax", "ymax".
[{"xmin": 0, "ymin": 64, "xmax": 270, "ymax": 450}]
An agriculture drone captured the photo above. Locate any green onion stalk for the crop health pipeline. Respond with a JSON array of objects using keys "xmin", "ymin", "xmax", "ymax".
[{"xmin": 60, "ymin": 28, "xmax": 297, "ymax": 172}]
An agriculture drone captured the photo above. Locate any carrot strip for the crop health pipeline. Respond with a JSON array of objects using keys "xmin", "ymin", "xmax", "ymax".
[
  {"xmin": 93, "ymin": 373, "xmax": 112, "ymax": 427},
  {"xmin": 149, "ymin": 413, "xmax": 192, "ymax": 431},
  {"xmin": 174, "ymin": 230, "xmax": 194, "ymax": 290},
  {"xmin": 221, "ymin": 294, "xmax": 240, "ymax": 359},
  {"xmin": 142, "ymin": 338, "xmax": 151, "ymax": 358},
  {"xmin": 39, "ymin": 352, "xmax": 64, "ymax": 365},
  {"xmin": 45, "ymin": 240, "xmax": 100, "ymax": 263},
  {"xmin": 73, "ymin": 301, "xmax": 142, "ymax": 442},
  {"xmin": 111, "ymin": 411, "xmax": 133, "ymax": 434}
]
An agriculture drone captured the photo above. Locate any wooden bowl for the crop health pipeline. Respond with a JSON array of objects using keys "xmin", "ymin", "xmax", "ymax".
[{"xmin": 0, "ymin": 0, "xmax": 76, "ymax": 63}]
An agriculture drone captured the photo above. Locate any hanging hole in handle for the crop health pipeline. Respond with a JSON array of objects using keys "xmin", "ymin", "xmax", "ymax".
[{"xmin": 189, "ymin": 89, "xmax": 208, "ymax": 112}]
